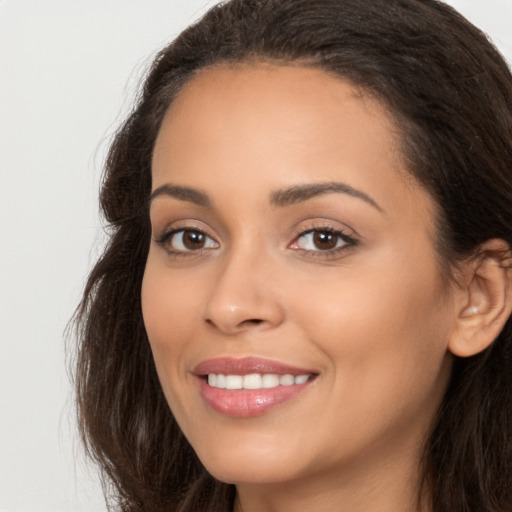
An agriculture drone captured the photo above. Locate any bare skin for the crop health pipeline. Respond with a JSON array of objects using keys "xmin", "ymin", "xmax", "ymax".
[{"xmin": 142, "ymin": 64, "xmax": 512, "ymax": 512}]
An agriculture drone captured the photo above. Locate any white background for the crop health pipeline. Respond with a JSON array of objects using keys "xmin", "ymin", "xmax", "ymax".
[{"xmin": 0, "ymin": 1, "xmax": 511, "ymax": 511}]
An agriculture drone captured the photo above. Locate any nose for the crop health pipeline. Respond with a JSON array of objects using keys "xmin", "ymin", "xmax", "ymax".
[{"xmin": 204, "ymin": 248, "xmax": 285, "ymax": 335}]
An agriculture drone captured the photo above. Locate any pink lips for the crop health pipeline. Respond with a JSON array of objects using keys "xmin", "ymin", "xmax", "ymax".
[{"xmin": 193, "ymin": 357, "xmax": 316, "ymax": 417}]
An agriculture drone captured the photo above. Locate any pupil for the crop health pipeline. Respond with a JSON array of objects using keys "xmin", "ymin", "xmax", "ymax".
[
  {"xmin": 183, "ymin": 231, "xmax": 205, "ymax": 249},
  {"xmin": 313, "ymin": 231, "xmax": 337, "ymax": 250}
]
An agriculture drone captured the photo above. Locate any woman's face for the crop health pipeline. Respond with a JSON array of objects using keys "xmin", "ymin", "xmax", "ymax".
[{"xmin": 142, "ymin": 64, "xmax": 456, "ymax": 488}]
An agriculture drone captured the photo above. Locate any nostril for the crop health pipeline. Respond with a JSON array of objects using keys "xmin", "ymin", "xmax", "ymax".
[
  {"xmin": 204, "ymin": 317, "xmax": 265, "ymax": 333},
  {"xmin": 243, "ymin": 319, "xmax": 264, "ymax": 326}
]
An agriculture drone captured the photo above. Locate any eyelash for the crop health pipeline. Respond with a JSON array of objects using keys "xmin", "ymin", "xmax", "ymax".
[
  {"xmin": 155, "ymin": 227, "xmax": 219, "ymax": 257},
  {"xmin": 154, "ymin": 225, "xmax": 358, "ymax": 258},
  {"xmin": 289, "ymin": 226, "xmax": 358, "ymax": 258}
]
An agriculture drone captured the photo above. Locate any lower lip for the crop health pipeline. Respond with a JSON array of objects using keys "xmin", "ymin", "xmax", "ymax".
[{"xmin": 198, "ymin": 378, "xmax": 313, "ymax": 417}]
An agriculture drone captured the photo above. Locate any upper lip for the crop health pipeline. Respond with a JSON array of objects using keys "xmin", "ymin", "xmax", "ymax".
[{"xmin": 193, "ymin": 357, "xmax": 316, "ymax": 376}]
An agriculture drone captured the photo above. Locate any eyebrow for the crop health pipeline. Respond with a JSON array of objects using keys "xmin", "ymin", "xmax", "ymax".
[
  {"xmin": 149, "ymin": 181, "xmax": 382, "ymax": 212},
  {"xmin": 149, "ymin": 184, "xmax": 212, "ymax": 208},
  {"xmin": 270, "ymin": 182, "xmax": 383, "ymax": 212}
]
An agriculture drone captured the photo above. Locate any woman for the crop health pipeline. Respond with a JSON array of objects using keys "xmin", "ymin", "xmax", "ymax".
[{"xmin": 73, "ymin": 0, "xmax": 512, "ymax": 510}]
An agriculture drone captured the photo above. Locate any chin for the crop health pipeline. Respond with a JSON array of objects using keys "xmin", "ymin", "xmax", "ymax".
[
  {"xmin": 204, "ymin": 460, "xmax": 302, "ymax": 486},
  {"xmin": 191, "ymin": 432, "xmax": 310, "ymax": 485}
]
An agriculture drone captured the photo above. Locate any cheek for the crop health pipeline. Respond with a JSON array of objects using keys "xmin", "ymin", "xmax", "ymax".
[
  {"xmin": 296, "ymin": 251, "xmax": 447, "ymax": 339},
  {"xmin": 141, "ymin": 249, "xmax": 209, "ymax": 336},
  {"xmin": 289, "ymin": 247, "xmax": 452, "ymax": 417},
  {"xmin": 141, "ymin": 255, "xmax": 204, "ymax": 394}
]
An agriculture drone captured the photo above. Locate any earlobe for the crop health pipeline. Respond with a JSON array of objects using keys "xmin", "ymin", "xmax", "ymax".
[{"xmin": 449, "ymin": 239, "xmax": 512, "ymax": 358}]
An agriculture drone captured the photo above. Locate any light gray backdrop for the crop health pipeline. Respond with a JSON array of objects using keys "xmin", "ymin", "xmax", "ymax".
[{"xmin": 0, "ymin": 1, "xmax": 511, "ymax": 511}]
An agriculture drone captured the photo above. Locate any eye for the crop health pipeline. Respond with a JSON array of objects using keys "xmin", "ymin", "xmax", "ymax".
[
  {"xmin": 290, "ymin": 228, "xmax": 356, "ymax": 253},
  {"xmin": 156, "ymin": 229, "xmax": 219, "ymax": 253}
]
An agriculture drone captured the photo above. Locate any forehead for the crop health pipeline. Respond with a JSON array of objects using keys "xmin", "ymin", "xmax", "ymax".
[
  {"xmin": 154, "ymin": 64, "xmax": 400, "ymax": 176},
  {"xmin": 152, "ymin": 63, "xmax": 433, "ymax": 223},
  {"xmin": 159, "ymin": 63, "xmax": 397, "ymax": 141}
]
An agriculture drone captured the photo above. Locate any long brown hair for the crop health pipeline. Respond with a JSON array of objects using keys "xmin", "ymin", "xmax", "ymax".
[{"xmin": 72, "ymin": 1, "xmax": 512, "ymax": 510}]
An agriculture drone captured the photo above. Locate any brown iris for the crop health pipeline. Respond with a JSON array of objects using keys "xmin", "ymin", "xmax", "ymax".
[
  {"xmin": 313, "ymin": 231, "xmax": 338, "ymax": 250},
  {"xmin": 182, "ymin": 230, "xmax": 206, "ymax": 250}
]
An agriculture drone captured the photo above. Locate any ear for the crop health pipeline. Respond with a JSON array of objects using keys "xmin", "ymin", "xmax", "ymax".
[{"xmin": 449, "ymin": 239, "xmax": 512, "ymax": 358}]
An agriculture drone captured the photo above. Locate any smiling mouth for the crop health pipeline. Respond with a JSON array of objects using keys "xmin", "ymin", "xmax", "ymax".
[
  {"xmin": 194, "ymin": 357, "xmax": 318, "ymax": 416},
  {"xmin": 207, "ymin": 373, "xmax": 312, "ymax": 390},
  {"xmin": 198, "ymin": 373, "xmax": 317, "ymax": 417}
]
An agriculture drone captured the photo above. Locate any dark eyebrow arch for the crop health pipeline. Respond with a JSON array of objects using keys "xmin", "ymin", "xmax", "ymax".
[
  {"xmin": 149, "ymin": 184, "xmax": 212, "ymax": 208},
  {"xmin": 270, "ymin": 182, "xmax": 383, "ymax": 212}
]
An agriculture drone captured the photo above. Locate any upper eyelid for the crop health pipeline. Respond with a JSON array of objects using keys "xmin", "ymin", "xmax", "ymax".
[
  {"xmin": 154, "ymin": 228, "xmax": 219, "ymax": 256},
  {"xmin": 291, "ymin": 227, "xmax": 358, "ymax": 246},
  {"xmin": 291, "ymin": 220, "xmax": 359, "ymax": 240},
  {"xmin": 152, "ymin": 219, "xmax": 359, "ymax": 247},
  {"xmin": 155, "ymin": 226, "xmax": 218, "ymax": 244},
  {"xmin": 153, "ymin": 220, "xmax": 217, "ymax": 239},
  {"xmin": 297, "ymin": 226, "xmax": 350, "ymax": 236}
]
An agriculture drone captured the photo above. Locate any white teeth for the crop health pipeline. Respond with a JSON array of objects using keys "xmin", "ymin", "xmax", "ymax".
[
  {"xmin": 225, "ymin": 375, "xmax": 243, "ymax": 389},
  {"xmin": 207, "ymin": 373, "xmax": 311, "ymax": 390},
  {"xmin": 279, "ymin": 374, "xmax": 294, "ymax": 386},
  {"xmin": 216, "ymin": 373, "xmax": 226, "ymax": 389},
  {"xmin": 262, "ymin": 374, "xmax": 280, "ymax": 388},
  {"xmin": 243, "ymin": 373, "xmax": 262, "ymax": 389},
  {"xmin": 294, "ymin": 374, "xmax": 309, "ymax": 385}
]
